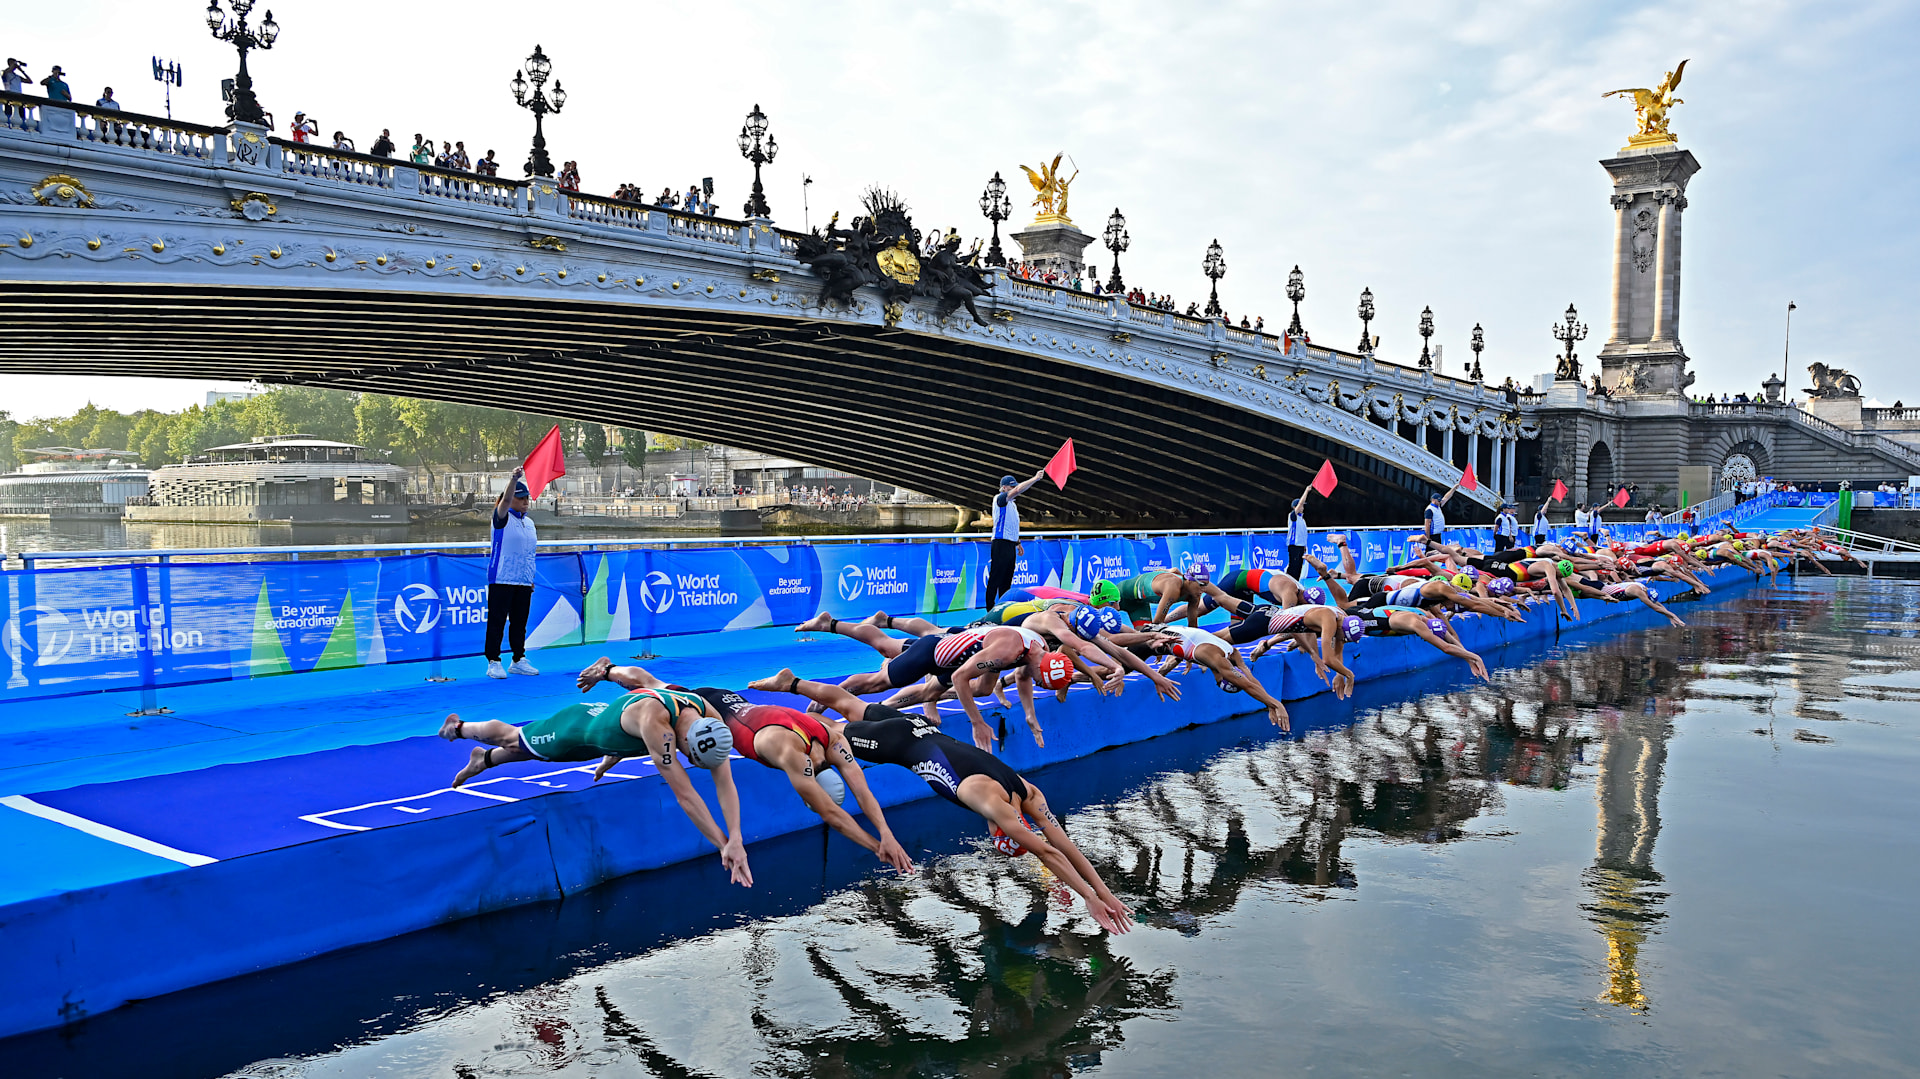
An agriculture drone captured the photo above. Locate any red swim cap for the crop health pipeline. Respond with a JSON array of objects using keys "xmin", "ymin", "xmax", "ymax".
[{"xmin": 1036, "ymin": 650, "xmax": 1074, "ymax": 690}]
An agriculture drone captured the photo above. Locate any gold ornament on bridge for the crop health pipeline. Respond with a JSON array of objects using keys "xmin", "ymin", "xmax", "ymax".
[
  {"xmin": 875, "ymin": 236, "xmax": 921, "ymax": 287},
  {"xmin": 32, "ymin": 174, "xmax": 94, "ymax": 209},
  {"xmin": 1603, "ymin": 59, "xmax": 1687, "ymax": 151},
  {"xmin": 229, "ymin": 192, "xmax": 278, "ymax": 220},
  {"xmin": 1018, "ymin": 154, "xmax": 1078, "ymax": 226}
]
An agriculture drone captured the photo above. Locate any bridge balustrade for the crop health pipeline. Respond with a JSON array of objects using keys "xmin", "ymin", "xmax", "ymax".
[{"xmin": 278, "ymin": 141, "xmax": 398, "ymax": 190}]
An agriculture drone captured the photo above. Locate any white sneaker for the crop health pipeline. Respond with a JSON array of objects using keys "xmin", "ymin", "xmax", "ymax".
[
  {"xmin": 486, "ymin": 660, "xmax": 508, "ymax": 679},
  {"xmin": 508, "ymin": 659, "xmax": 540, "ymax": 676}
]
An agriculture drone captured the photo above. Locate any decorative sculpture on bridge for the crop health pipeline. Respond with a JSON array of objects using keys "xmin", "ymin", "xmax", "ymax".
[
  {"xmin": 1019, "ymin": 154, "xmax": 1078, "ymax": 224},
  {"xmin": 1603, "ymin": 59, "xmax": 1687, "ymax": 146},
  {"xmin": 793, "ymin": 188, "xmax": 992, "ymax": 328},
  {"xmin": 1804, "ymin": 362, "xmax": 1862, "ymax": 399}
]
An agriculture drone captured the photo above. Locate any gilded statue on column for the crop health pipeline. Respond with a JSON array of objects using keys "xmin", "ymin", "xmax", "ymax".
[
  {"xmin": 1018, "ymin": 153, "xmax": 1078, "ymax": 225},
  {"xmin": 1603, "ymin": 59, "xmax": 1687, "ymax": 147}
]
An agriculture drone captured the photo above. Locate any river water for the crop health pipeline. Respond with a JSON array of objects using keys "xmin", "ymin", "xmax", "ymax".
[{"xmin": 7, "ymin": 577, "xmax": 1919, "ymax": 1078}]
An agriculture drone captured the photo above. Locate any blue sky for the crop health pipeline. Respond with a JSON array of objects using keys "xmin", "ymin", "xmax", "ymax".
[{"xmin": 5, "ymin": 0, "xmax": 1917, "ymax": 418}]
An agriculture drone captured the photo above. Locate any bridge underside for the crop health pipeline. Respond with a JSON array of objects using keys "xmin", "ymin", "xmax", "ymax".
[{"xmin": 0, "ymin": 283, "xmax": 1445, "ymax": 526}]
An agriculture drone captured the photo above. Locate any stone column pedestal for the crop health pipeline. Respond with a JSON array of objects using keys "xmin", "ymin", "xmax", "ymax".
[
  {"xmin": 1010, "ymin": 218, "xmax": 1094, "ymax": 278},
  {"xmin": 1596, "ymin": 145, "xmax": 1700, "ymax": 398}
]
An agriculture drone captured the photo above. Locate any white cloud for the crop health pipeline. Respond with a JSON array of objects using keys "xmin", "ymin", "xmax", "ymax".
[{"xmin": 3, "ymin": 0, "xmax": 1915, "ymax": 420}]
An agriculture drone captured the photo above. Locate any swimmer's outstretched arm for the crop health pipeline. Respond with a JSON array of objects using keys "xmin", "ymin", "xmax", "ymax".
[
  {"xmin": 1406, "ymin": 618, "xmax": 1489, "ymax": 680},
  {"xmin": 578, "ymin": 658, "xmax": 665, "ymax": 693},
  {"xmin": 1304, "ymin": 554, "xmax": 1352, "ymax": 606},
  {"xmin": 1091, "ymin": 634, "xmax": 1182, "ymax": 701}
]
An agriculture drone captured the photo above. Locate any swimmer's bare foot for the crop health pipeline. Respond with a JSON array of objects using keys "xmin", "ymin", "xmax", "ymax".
[
  {"xmin": 576, "ymin": 657, "xmax": 612, "ymax": 692},
  {"xmin": 748, "ymin": 667, "xmax": 799, "ymax": 694},
  {"xmin": 453, "ymin": 745, "xmax": 491, "ymax": 787},
  {"xmin": 1249, "ymin": 638, "xmax": 1278, "ymax": 662},
  {"xmin": 797, "ymin": 613, "xmax": 836, "ymax": 633},
  {"xmin": 439, "ymin": 713, "xmax": 463, "ymax": 741},
  {"xmin": 861, "ymin": 611, "xmax": 894, "ymax": 630}
]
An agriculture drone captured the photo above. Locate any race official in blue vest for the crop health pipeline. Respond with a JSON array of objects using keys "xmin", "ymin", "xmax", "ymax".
[
  {"xmin": 1531, "ymin": 504, "xmax": 1552, "ymax": 546},
  {"xmin": 485, "ymin": 466, "xmax": 540, "ymax": 679},
  {"xmin": 986, "ymin": 469, "xmax": 1045, "ymax": 607},
  {"xmin": 1285, "ymin": 491, "xmax": 1312, "ymax": 579},
  {"xmin": 1493, "ymin": 503, "xmax": 1519, "ymax": 550}
]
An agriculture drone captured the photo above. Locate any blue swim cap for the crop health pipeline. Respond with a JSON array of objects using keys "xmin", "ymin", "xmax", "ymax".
[
  {"xmin": 815, "ymin": 767, "xmax": 846, "ymax": 806},
  {"xmin": 1094, "ymin": 607, "xmax": 1125, "ymax": 634},
  {"xmin": 1068, "ymin": 606, "xmax": 1101, "ymax": 638}
]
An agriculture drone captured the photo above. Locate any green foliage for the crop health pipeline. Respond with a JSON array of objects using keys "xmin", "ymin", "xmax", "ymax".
[
  {"xmin": 617, "ymin": 428, "xmax": 648, "ymax": 470},
  {"xmin": 580, "ymin": 423, "xmax": 608, "ymax": 465}
]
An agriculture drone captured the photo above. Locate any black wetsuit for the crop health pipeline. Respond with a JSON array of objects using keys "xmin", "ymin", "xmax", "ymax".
[
  {"xmin": 841, "ymin": 704, "xmax": 1027, "ymax": 807},
  {"xmin": 1216, "ymin": 595, "xmax": 1285, "ymax": 645}
]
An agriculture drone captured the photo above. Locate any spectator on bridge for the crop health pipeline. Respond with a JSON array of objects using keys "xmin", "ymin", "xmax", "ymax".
[
  {"xmin": 559, "ymin": 161, "xmax": 581, "ymax": 191},
  {"xmin": 289, "ymin": 112, "xmax": 316, "ymax": 142},
  {"xmin": 435, "ymin": 141, "xmax": 452, "ymax": 167},
  {"xmin": 95, "ymin": 87, "xmax": 120, "ymax": 110},
  {"xmin": 3, "ymin": 59, "xmax": 27, "ymax": 96},
  {"xmin": 485, "ymin": 466, "xmax": 540, "ymax": 680},
  {"xmin": 1254, "ymin": 316, "xmax": 1265, "ymax": 334},
  {"xmin": 476, "ymin": 150, "xmax": 500, "ymax": 177},
  {"xmin": 369, "ymin": 129, "xmax": 395, "ymax": 157},
  {"xmin": 331, "ymin": 131, "xmax": 353, "ymax": 152},
  {"xmin": 409, "ymin": 134, "xmax": 432, "ymax": 164},
  {"xmin": 39, "ymin": 65, "xmax": 71, "ymax": 102},
  {"xmin": 986, "ymin": 469, "xmax": 1046, "ymax": 607},
  {"xmin": 688, "ymin": 184, "xmax": 704, "ymax": 213},
  {"xmin": 450, "ymin": 142, "xmax": 472, "ymax": 171}
]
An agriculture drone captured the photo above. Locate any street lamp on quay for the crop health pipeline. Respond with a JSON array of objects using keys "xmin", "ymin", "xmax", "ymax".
[
  {"xmin": 1418, "ymin": 306, "xmax": 1435, "ymax": 369},
  {"xmin": 978, "ymin": 172, "xmax": 1010, "ymax": 267},
  {"xmin": 509, "ymin": 45, "xmax": 566, "ymax": 178},
  {"xmin": 1285, "ymin": 265, "xmax": 1306, "ymax": 337},
  {"xmin": 1357, "ymin": 287, "xmax": 1376, "ymax": 354},
  {"xmin": 1202, "ymin": 239, "xmax": 1226, "ymax": 318},
  {"xmin": 205, "ymin": 0, "xmax": 279, "ymax": 127},
  {"xmin": 1103, "ymin": 208, "xmax": 1130, "ymax": 292},
  {"xmin": 737, "ymin": 104, "xmax": 778, "ymax": 219},
  {"xmin": 1470, "ymin": 323, "xmax": 1485, "ymax": 382}
]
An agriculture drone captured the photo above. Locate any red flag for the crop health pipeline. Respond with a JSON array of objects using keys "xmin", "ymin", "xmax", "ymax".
[
  {"xmin": 521, "ymin": 424, "xmax": 568, "ymax": 501},
  {"xmin": 1282, "ymin": 333, "xmax": 1292, "ymax": 353},
  {"xmin": 1045, "ymin": 438, "xmax": 1078, "ymax": 490},
  {"xmin": 1312, "ymin": 459, "xmax": 1338, "ymax": 498},
  {"xmin": 1459, "ymin": 463, "xmax": 1478, "ymax": 492},
  {"xmin": 1612, "ymin": 486, "xmax": 1630, "ymax": 508},
  {"xmin": 1550, "ymin": 478, "xmax": 1569, "ymax": 503}
]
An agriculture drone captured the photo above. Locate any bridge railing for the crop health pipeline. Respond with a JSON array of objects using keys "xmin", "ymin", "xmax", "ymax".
[
  {"xmin": 275, "ymin": 139, "xmax": 400, "ymax": 191},
  {"xmin": 3, "ymin": 91, "xmax": 222, "ymax": 162}
]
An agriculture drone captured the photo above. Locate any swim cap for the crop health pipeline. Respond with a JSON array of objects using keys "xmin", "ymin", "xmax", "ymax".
[
  {"xmin": 1302, "ymin": 585, "xmax": 1328, "ymax": 606},
  {"xmin": 1068, "ymin": 605, "xmax": 1102, "ymax": 638},
  {"xmin": 989, "ymin": 816, "xmax": 1039, "ymax": 856},
  {"xmin": 1427, "ymin": 617, "xmax": 1449, "ymax": 639},
  {"xmin": 1451, "ymin": 572, "xmax": 1476, "ymax": 590},
  {"xmin": 1090, "ymin": 579, "xmax": 1120, "ymax": 607},
  {"xmin": 1184, "ymin": 568, "xmax": 1211, "ymax": 584},
  {"xmin": 815, "ymin": 766, "xmax": 846, "ymax": 807},
  {"xmin": 1487, "ymin": 577, "xmax": 1515, "ymax": 597},
  {"xmin": 1341, "ymin": 615, "xmax": 1365, "ymax": 643},
  {"xmin": 1093, "ymin": 607, "xmax": 1125, "ymax": 634},
  {"xmin": 1732, "ymin": 540, "xmax": 1747, "ymax": 551},
  {"xmin": 1556, "ymin": 559, "xmax": 1576, "ymax": 579},
  {"xmin": 1035, "ymin": 650, "xmax": 1074, "ymax": 690},
  {"xmin": 684, "ymin": 716, "xmax": 734, "ymax": 769}
]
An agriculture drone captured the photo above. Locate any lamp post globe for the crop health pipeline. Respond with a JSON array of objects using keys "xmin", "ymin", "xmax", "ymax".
[
  {"xmin": 979, "ymin": 172, "xmax": 1010, "ymax": 268},
  {"xmin": 1469, "ymin": 322, "xmax": 1486, "ymax": 382},
  {"xmin": 1202, "ymin": 239, "xmax": 1226, "ymax": 318},
  {"xmin": 1285, "ymin": 265, "xmax": 1306, "ymax": 337},
  {"xmin": 1357, "ymin": 286, "xmax": 1375, "ymax": 355},
  {"xmin": 739, "ymin": 104, "xmax": 777, "ymax": 219},
  {"xmin": 206, "ymin": 0, "xmax": 279, "ymax": 127},
  {"xmin": 1418, "ymin": 305, "xmax": 1435, "ymax": 369},
  {"xmin": 510, "ymin": 44, "xmax": 563, "ymax": 178},
  {"xmin": 1103, "ymin": 208, "xmax": 1130, "ymax": 292}
]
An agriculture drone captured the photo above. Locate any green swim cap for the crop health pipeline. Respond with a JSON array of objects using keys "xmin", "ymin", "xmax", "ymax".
[
  {"xmin": 1090, "ymin": 579, "xmax": 1120, "ymax": 607},
  {"xmin": 1556, "ymin": 559, "xmax": 1575, "ymax": 578}
]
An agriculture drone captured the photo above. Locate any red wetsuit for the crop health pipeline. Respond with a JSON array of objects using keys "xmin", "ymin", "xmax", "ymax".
[{"xmin": 693, "ymin": 687, "xmax": 829, "ymax": 764}]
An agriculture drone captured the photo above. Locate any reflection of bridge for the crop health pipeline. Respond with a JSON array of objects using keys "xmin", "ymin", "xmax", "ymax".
[{"xmin": 0, "ymin": 94, "xmax": 1530, "ymax": 525}]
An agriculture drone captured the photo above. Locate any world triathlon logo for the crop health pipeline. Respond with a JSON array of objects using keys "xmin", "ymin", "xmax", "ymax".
[
  {"xmin": 2, "ymin": 605, "xmax": 75, "ymax": 671},
  {"xmin": 392, "ymin": 583, "xmax": 442, "ymax": 634},
  {"xmin": 638, "ymin": 570, "xmax": 677, "ymax": 614},
  {"xmin": 838, "ymin": 564, "xmax": 866, "ymax": 602}
]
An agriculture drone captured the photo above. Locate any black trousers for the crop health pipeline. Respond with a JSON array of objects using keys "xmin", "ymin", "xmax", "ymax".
[
  {"xmin": 484, "ymin": 582, "xmax": 533, "ymax": 662},
  {"xmin": 1495, "ymin": 533, "xmax": 1517, "ymax": 552},
  {"xmin": 1286, "ymin": 544, "xmax": 1306, "ymax": 579},
  {"xmin": 986, "ymin": 538, "xmax": 1018, "ymax": 607}
]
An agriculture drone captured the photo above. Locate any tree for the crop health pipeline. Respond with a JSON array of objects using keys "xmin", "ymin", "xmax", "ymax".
[
  {"xmin": 581, "ymin": 422, "xmax": 608, "ymax": 465},
  {"xmin": 618, "ymin": 428, "xmax": 648, "ymax": 471},
  {"xmin": 0, "ymin": 411, "xmax": 18, "ymax": 473}
]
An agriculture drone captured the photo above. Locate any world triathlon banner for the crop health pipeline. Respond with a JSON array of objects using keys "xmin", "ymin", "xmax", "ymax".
[{"xmin": 0, "ymin": 524, "xmax": 1672, "ymax": 702}]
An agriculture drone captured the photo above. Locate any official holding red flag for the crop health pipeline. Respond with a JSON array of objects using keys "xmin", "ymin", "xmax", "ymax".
[
  {"xmin": 1283, "ymin": 460, "xmax": 1340, "ymax": 578},
  {"xmin": 481, "ymin": 425, "xmax": 568, "ymax": 680},
  {"xmin": 986, "ymin": 466, "xmax": 1047, "ymax": 607}
]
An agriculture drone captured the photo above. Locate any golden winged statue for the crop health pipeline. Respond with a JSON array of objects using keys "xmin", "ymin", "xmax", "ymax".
[
  {"xmin": 1604, "ymin": 59, "xmax": 1687, "ymax": 143},
  {"xmin": 1018, "ymin": 154, "xmax": 1078, "ymax": 224}
]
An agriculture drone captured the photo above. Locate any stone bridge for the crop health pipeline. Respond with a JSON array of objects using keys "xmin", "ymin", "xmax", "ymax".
[{"xmin": 0, "ymin": 92, "xmax": 1533, "ymax": 526}]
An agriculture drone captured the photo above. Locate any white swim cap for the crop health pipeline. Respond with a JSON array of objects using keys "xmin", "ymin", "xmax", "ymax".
[
  {"xmin": 815, "ymin": 766, "xmax": 847, "ymax": 806},
  {"xmin": 684, "ymin": 716, "xmax": 734, "ymax": 769}
]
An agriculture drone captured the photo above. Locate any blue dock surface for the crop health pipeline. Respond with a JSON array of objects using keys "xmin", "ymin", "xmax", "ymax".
[{"xmin": 0, "ymin": 571, "xmax": 1756, "ymax": 1040}]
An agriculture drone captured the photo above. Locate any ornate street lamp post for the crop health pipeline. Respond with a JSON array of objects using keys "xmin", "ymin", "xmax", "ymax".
[
  {"xmin": 1418, "ymin": 306, "xmax": 1435, "ymax": 369},
  {"xmin": 1202, "ymin": 239, "xmax": 1226, "ymax": 317},
  {"xmin": 510, "ymin": 45, "xmax": 566, "ymax": 178},
  {"xmin": 1357, "ymin": 286, "xmax": 1375, "ymax": 354},
  {"xmin": 205, "ymin": 0, "xmax": 280, "ymax": 127},
  {"xmin": 1285, "ymin": 265, "xmax": 1306, "ymax": 337},
  {"xmin": 1469, "ymin": 323, "xmax": 1485, "ymax": 381},
  {"xmin": 979, "ymin": 173, "xmax": 1010, "ymax": 267},
  {"xmin": 737, "ymin": 104, "xmax": 778, "ymax": 219},
  {"xmin": 1553, "ymin": 302, "xmax": 1589, "ymax": 381},
  {"xmin": 1102, "ymin": 208, "xmax": 1130, "ymax": 292}
]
